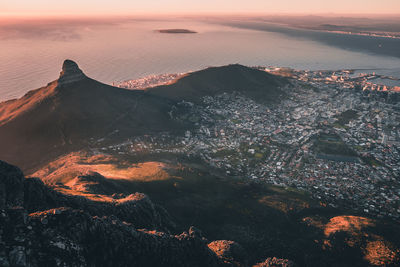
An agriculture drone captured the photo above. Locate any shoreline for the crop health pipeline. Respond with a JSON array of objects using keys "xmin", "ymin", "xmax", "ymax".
[{"xmin": 310, "ymin": 29, "xmax": 400, "ymax": 40}]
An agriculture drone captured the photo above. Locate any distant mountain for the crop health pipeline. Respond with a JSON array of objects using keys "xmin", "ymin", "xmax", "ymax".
[
  {"xmin": 146, "ymin": 64, "xmax": 288, "ymax": 103},
  {"xmin": 0, "ymin": 60, "xmax": 181, "ymax": 171}
]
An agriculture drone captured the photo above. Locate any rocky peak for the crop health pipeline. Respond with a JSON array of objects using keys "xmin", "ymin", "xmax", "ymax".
[{"xmin": 57, "ymin": 59, "xmax": 86, "ymax": 86}]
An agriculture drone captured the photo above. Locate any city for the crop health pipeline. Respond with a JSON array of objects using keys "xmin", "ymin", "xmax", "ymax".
[{"xmin": 108, "ymin": 67, "xmax": 400, "ymax": 221}]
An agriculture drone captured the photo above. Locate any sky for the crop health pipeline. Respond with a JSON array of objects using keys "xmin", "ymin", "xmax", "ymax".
[{"xmin": 1, "ymin": 0, "xmax": 400, "ymax": 16}]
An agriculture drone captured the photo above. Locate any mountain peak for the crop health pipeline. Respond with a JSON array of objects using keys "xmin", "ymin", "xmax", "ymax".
[{"xmin": 58, "ymin": 59, "xmax": 86, "ymax": 86}]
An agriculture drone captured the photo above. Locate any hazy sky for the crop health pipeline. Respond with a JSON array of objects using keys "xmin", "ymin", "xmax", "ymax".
[{"xmin": 1, "ymin": 0, "xmax": 400, "ymax": 16}]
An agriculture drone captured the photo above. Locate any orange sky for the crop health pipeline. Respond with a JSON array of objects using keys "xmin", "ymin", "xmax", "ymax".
[{"xmin": 1, "ymin": 0, "xmax": 400, "ymax": 16}]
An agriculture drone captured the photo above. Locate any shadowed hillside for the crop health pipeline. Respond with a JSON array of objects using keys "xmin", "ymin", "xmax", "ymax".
[
  {"xmin": 0, "ymin": 60, "xmax": 182, "ymax": 171},
  {"xmin": 1, "ymin": 158, "xmax": 303, "ymax": 267},
  {"xmin": 29, "ymin": 152, "xmax": 400, "ymax": 266},
  {"xmin": 146, "ymin": 64, "xmax": 288, "ymax": 103}
]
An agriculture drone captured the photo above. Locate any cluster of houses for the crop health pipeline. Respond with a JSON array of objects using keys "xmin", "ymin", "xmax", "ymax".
[
  {"xmin": 101, "ymin": 66, "xmax": 400, "ymax": 221},
  {"xmin": 113, "ymin": 73, "xmax": 183, "ymax": 90}
]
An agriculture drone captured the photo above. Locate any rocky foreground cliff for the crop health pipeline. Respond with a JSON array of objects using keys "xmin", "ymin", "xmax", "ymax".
[{"xmin": 0, "ymin": 160, "xmax": 294, "ymax": 267}]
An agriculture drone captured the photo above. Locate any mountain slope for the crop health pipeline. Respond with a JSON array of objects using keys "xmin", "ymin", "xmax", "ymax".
[
  {"xmin": 0, "ymin": 62, "xmax": 288, "ymax": 171},
  {"xmin": 146, "ymin": 64, "xmax": 288, "ymax": 103},
  {"xmin": 0, "ymin": 60, "xmax": 181, "ymax": 171}
]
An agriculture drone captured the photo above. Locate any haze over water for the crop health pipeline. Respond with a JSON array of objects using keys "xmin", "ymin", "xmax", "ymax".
[{"xmin": 0, "ymin": 17, "xmax": 399, "ymax": 101}]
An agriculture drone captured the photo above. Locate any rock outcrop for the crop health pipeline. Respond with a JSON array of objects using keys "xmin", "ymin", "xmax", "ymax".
[
  {"xmin": 208, "ymin": 240, "xmax": 248, "ymax": 266},
  {"xmin": 2, "ymin": 207, "xmax": 221, "ymax": 267},
  {"xmin": 1, "ymin": 160, "xmax": 297, "ymax": 266},
  {"xmin": 23, "ymin": 177, "xmax": 176, "ymax": 230},
  {"xmin": 57, "ymin": 59, "xmax": 87, "ymax": 87}
]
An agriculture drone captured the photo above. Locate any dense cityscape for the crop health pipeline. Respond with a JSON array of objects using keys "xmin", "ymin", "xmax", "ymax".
[{"xmin": 108, "ymin": 68, "xmax": 400, "ymax": 221}]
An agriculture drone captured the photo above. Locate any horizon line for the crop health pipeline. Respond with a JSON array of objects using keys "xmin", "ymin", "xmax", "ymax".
[{"xmin": 1, "ymin": 11, "xmax": 400, "ymax": 19}]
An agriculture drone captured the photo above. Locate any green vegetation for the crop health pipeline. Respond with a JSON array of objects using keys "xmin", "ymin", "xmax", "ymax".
[
  {"xmin": 334, "ymin": 109, "xmax": 359, "ymax": 127},
  {"xmin": 231, "ymin": 119, "xmax": 242, "ymax": 124},
  {"xmin": 188, "ymin": 115, "xmax": 200, "ymax": 123},
  {"xmin": 362, "ymin": 156, "xmax": 383, "ymax": 167},
  {"xmin": 211, "ymin": 114, "xmax": 225, "ymax": 121},
  {"xmin": 353, "ymin": 145, "xmax": 364, "ymax": 152},
  {"xmin": 213, "ymin": 149, "xmax": 237, "ymax": 158},
  {"xmin": 313, "ymin": 133, "xmax": 357, "ymax": 157},
  {"xmin": 238, "ymin": 142, "xmax": 269, "ymax": 161},
  {"xmin": 255, "ymin": 152, "xmax": 264, "ymax": 159},
  {"xmin": 333, "ymin": 122, "xmax": 348, "ymax": 129}
]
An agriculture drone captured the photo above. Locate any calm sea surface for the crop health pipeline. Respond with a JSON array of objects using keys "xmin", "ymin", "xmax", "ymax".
[{"xmin": 0, "ymin": 18, "xmax": 399, "ymax": 101}]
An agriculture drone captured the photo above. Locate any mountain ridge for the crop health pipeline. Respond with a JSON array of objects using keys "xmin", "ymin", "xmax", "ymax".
[{"xmin": 0, "ymin": 60, "xmax": 288, "ymax": 171}]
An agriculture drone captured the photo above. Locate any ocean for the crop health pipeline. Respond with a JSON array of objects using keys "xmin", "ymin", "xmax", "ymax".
[{"xmin": 0, "ymin": 17, "xmax": 399, "ymax": 101}]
